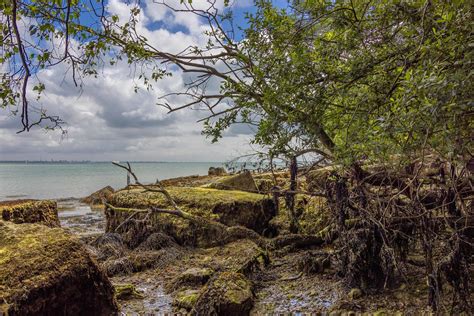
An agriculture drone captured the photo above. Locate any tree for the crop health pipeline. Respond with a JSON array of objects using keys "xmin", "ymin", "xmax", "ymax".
[{"xmin": 1, "ymin": 1, "xmax": 473, "ymax": 310}]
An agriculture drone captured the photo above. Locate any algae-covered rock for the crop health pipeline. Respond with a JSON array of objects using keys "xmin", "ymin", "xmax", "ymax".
[
  {"xmin": 173, "ymin": 289, "xmax": 201, "ymax": 310},
  {"xmin": 0, "ymin": 199, "xmax": 60, "ymax": 227},
  {"xmin": 0, "ymin": 221, "xmax": 118, "ymax": 315},
  {"xmin": 206, "ymin": 170, "xmax": 258, "ymax": 192},
  {"xmin": 114, "ymin": 283, "xmax": 144, "ymax": 300},
  {"xmin": 173, "ymin": 267, "xmax": 214, "ymax": 288},
  {"xmin": 193, "ymin": 272, "xmax": 254, "ymax": 316},
  {"xmin": 81, "ymin": 185, "xmax": 115, "ymax": 205},
  {"xmin": 106, "ymin": 187, "xmax": 275, "ymax": 247}
]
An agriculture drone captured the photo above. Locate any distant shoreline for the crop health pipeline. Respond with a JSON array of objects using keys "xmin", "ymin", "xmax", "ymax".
[{"xmin": 0, "ymin": 161, "xmax": 225, "ymax": 164}]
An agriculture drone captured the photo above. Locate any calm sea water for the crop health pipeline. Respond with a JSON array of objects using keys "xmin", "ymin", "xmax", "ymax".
[{"xmin": 0, "ymin": 162, "xmax": 225, "ymax": 200}]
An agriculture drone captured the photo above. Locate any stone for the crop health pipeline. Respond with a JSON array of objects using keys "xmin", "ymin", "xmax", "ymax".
[
  {"xmin": 206, "ymin": 170, "xmax": 258, "ymax": 193},
  {"xmin": 208, "ymin": 167, "xmax": 227, "ymax": 176},
  {"xmin": 348, "ymin": 288, "xmax": 362, "ymax": 300},
  {"xmin": 0, "ymin": 199, "xmax": 60, "ymax": 227},
  {"xmin": 81, "ymin": 186, "xmax": 115, "ymax": 205},
  {"xmin": 0, "ymin": 221, "xmax": 118, "ymax": 315},
  {"xmin": 193, "ymin": 272, "xmax": 254, "ymax": 316}
]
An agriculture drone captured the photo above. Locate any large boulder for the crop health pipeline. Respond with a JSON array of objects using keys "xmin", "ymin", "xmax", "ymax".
[
  {"xmin": 106, "ymin": 187, "xmax": 276, "ymax": 247},
  {"xmin": 0, "ymin": 199, "xmax": 60, "ymax": 227},
  {"xmin": 0, "ymin": 221, "xmax": 118, "ymax": 315},
  {"xmin": 206, "ymin": 171, "xmax": 258, "ymax": 193},
  {"xmin": 81, "ymin": 186, "xmax": 115, "ymax": 205}
]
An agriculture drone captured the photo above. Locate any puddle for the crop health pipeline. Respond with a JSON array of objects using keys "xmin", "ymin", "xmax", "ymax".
[{"xmin": 113, "ymin": 273, "xmax": 173, "ymax": 315}]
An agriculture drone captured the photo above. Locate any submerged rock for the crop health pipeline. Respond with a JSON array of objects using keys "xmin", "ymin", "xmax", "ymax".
[
  {"xmin": 106, "ymin": 187, "xmax": 276, "ymax": 247},
  {"xmin": 81, "ymin": 185, "xmax": 115, "ymax": 205},
  {"xmin": 0, "ymin": 221, "xmax": 118, "ymax": 315},
  {"xmin": 206, "ymin": 170, "xmax": 258, "ymax": 193},
  {"xmin": 0, "ymin": 199, "xmax": 60, "ymax": 227},
  {"xmin": 193, "ymin": 272, "xmax": 254, "ymax": 316}
]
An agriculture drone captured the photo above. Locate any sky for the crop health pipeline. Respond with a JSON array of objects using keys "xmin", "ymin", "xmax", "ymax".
[{"xmin": 0, "ymin": 0, "xmax": 272, "ymax": 162}]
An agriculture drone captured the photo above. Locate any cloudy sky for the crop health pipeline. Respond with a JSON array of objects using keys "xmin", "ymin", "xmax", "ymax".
[{"xmin": 0, "ymin": 0, "xmax": 261, "ymax": 162}]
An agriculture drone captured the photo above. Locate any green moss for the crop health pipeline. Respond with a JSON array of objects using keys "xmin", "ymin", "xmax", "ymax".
[
  {"xmin": 112, "ymin": 186, "xmax": 265, "ymax": 210},
  {"xmin": 0, "ymin": 199, "xmax": 59, "ymax": 227},
  {"xmin": 173, "ymin": 289, "xmax": 200, "ymax": 310}
]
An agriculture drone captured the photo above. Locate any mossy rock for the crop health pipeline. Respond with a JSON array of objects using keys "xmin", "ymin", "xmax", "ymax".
[
  {"xmin": 173, "ymin": 289, "xmax": 201, "ymax": 310},
  {"xmin": 81, "ymin": 186, "xmax": 115, "ymax": 205},
  {"xmin": 106, "ymin": 187, "xmax": 276, "ymax": 247},
  {"xmin": 0, "ymin": 199, "xmax": 60, "ymax": 227},
  {"xmin": 114, "ymin": 283, "xmax": 144, "ymax": 300},
  {"xmin": 205, "ymin": 171, "xmax": 258, "ymax": 193},
  {"xmin": 193, "ymin": 272, "xmax": 254, "ymax": 316},
  {"xmin": 172, "ymin": 267, "xmax": 214, "ymax": 289},
  {"xmin": 0, "ymin": 221, "xmax": 118, "ymax": 315}
]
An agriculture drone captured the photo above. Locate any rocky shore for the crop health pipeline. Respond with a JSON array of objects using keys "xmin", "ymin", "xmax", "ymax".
[{"xmin": 0, "ymin": 169, "xmax": 465, "ymax": 314}]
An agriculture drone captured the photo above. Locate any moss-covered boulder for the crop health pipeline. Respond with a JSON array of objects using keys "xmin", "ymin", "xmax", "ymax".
[
  {"xmin": 0, "ymin": 221, "xmax": 118, "ymax": 315},
  {"xmin": 0, "ymin": 199, "xmax": 59, "ymax": 227},
  {"xmin": 81, "ymin": 185, "xmax": 115, "ymax": 205},
  {"xmin": 106, "ymin": 187, "xmax": 275, "ymax": 247},
  {"xmin": 193, "ymin": 272, "xmax": 254, "ymax": 316},
  {"xmin": 205, "ymin": 171, "xmax": 258, "ymax": 192}
]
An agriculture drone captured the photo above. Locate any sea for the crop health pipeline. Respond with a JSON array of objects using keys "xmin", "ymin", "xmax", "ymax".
[{"xmin": 0, "ymin": 161, "xmax": 226, "ymax": 200}]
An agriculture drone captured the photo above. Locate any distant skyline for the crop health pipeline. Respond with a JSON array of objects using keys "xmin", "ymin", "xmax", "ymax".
[{"xmin": 0, "ymin": 0, "xmax": 259, "ymax": 162}]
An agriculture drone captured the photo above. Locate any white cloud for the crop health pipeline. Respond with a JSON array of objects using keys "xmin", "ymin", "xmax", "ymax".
[{"xmin": 0, "ymin": 0, "xmax": 255, "ymax": 162}]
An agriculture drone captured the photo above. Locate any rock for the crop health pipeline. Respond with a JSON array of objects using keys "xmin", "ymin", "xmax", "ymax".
[
  {"xmin": 193, "ymin": 272, "xmax": 254, "ymax": 316},
  {"xmin": 0, "ymin": 199, "xmax": 59, "ymax": 227},
  {"xmin": 208, "ymin": 167, "xmax": 227, "ymax": 176},
  {"xmin": 114, "ymin": 284, "xmax": 144, "ymax": 300},
  {"xmin": 348, "ymin": 288, "xmax": 362, "ymax": 300},
  {"xmin": 173, "ymin": 289, "xmax": 200, "ymax": 310},
  {"xmin": 91, "ymin": 232, "xmax": 126, "ymax": 261},
  {"xmin": 106, "ymin": 187, "xmax": 276, "ymax": 247},
  {"xmin": 206, "ymin": 170, "xmax": 258, "ymax": 193},
  {"xmin": 0, "ymin": 221, "xmax": 118, "ymax": 315},
  {"xmin": 81, "ymin": 186, "xmax": 115, "ymax": 205},
  {"xmin": 135, "ymin": 232, "xmax": 177, "ymax": 251},
  {"xmin": 172, "ymin": 267, "xmax": 214, "ymax": 289}
]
